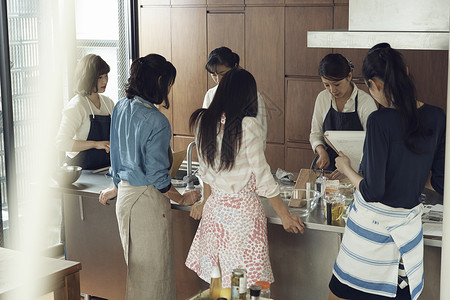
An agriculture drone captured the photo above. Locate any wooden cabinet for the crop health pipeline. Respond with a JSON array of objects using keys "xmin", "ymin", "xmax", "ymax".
[
  {"xmin": 285, "ymin": 6, "xmax": 333, "ymax": 76},
  {"xmin": 138, "ymin": 6, "xmax": 173, "ymax": 136},
  {"xmin": 265, "ymin": 143, "xmax": 285, "ymax": 171},
  {"xmin": 285, "ymin": 79, "xmax": 323, "ymax": 143},
  {"xmin": 139, "ymin": 0, "xmax": 170, "ymax": 5},
  {"xmin": 245, "ymin": 0, "xmax": 284, "ymax": 4},
  {"xmin": 285, "ymin": 146, "xmax": 316, "ymax": 172},
  {"xmin": 286, "ymin": 0, "xmax": 332, "ymax": 4},
  {"xmin": 171, "ymin": 7, "xmax": 207, "ymax": 135},
  {"xmin": 171, "ymin": 0, "xmax": 206, "ymax": 5},
  {"xmin": 207, "ymin": 0, "xmax": 244, "ymax": 4},
  {"xmin": 207, "ymin": 12, "xmax": 245, "ymax": 89},
  {"xmin": 245, "ymin": 6, "xmax": 285, "ymax": 144}
]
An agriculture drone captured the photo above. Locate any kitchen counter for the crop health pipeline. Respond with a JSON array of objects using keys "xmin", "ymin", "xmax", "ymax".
[{"xmin": 55, "ymin": 170, "xmax": 443, "ymax": 300}]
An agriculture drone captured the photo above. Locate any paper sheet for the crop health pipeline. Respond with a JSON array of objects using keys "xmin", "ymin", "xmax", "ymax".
[{"xmin": 324, "ymin": 130, "xmax": 366, "ymax": 171}]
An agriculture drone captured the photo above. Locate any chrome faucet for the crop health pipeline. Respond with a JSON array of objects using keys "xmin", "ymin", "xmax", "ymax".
[{"xmin": 183, "ymin": 141, "xmax": 197, "ymax": 190}]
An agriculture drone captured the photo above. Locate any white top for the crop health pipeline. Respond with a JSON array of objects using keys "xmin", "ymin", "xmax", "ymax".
[
  {"xmin": 203, "ymin": 85, "xmax": 268, "ymax": 149},
  {"xmin": 56, "ymin": 94, "xmax": 114, "ymax": 158},
  {"xmin": 309, "ymin": 83, "xmax": 377, "ymax": 153},
  {"xmin": 196, "ymin": 117, "xmax": 279, "ymax": 198}
]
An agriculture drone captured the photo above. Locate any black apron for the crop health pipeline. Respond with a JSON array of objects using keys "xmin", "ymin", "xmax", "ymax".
[
  {"xmin": 67, "ymin": 114, "xmax": 111, "ymax": 170},
  {"xmin": 322, "ymin": 93, "xmax": 363, "ymax": 171}
]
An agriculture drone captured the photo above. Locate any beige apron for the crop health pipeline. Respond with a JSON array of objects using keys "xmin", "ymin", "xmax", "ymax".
[{"xmin": 116, "ymin": 181, "xmax": 176, "ymax": 300}]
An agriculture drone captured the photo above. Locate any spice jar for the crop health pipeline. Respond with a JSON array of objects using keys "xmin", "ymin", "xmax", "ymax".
[
  {"xmin": 249, "ymin": 284, "xmax": 261, "ymax": 300},
  {"xmin": 254, "ymin": 281, "xmax": 270, "ymax": 298}
]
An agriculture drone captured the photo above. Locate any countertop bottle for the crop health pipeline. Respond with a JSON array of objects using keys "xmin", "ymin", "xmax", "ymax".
[{"xmin": 210, "ymin": 265, "xmax": 222, "ymax": 299}]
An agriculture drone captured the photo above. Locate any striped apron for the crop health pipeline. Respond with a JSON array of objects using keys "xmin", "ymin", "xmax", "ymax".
[{"xmin": 333, "ymin": 190, "xmax": 424, "ymax": 300}]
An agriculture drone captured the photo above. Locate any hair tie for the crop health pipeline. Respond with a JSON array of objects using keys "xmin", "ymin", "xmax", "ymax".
[
  {"xmin": 347, "ymin": 59, "xmax": 354, "ymax": 72},
  {"xmin": 138, "ymin": 58, "xmax": 144, "ymax": 64}
]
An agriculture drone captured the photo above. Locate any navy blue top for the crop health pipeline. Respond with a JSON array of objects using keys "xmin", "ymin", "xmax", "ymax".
[
  {"xmin": 359, "ymin": 104, "xmax": 445, "ymax": 208},
  {"xmin": 110, "ymin": 96, "xmax": 172, "ymax": 192}
]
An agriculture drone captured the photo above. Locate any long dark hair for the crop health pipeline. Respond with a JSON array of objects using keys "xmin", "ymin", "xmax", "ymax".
[
  {"xmin": 318, "ymin": 53, "xmax": 353, "ymax": 81},
  {"xmin": 189, "ymin": 68, "xmax": 258, "ymax": 171},
  {"xmin": 125, "ymin": 54, "xmax": 176, "ymax": 109},
  {"xmin": 205, "ymin": 47, "xmax": 240, "ymax": 74},
  {"xmin": 363, "ymin": 43, "xmax": 431, "ymax": 152},
  {"xmin": 74, "ymin": 54, "xmax": 110, "ymax": 96}
]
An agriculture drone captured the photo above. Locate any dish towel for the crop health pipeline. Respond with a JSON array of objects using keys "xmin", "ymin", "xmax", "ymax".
[{"xmin": 333, "ymin": 190, "xmax": 424, "ymax": 300}]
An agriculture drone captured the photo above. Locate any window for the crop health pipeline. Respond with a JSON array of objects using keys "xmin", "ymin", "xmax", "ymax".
[{"xmin": 0, "ymin": 0, "xmax": 131, "ymax": 252}]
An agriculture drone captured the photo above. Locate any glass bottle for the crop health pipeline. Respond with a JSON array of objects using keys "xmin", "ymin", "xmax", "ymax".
[
  {"xmin": 210, "ymin": 265, "xmax": 222, "ymax": 299},
  {"xmin": 315, "ymin": 169, "xmax": 327, "ymax": 197}
]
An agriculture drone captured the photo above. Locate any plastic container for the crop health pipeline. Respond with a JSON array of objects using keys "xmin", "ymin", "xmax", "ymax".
[
  {"xmin": 255, "ymin": 281, "xmax": 270, "ymax": 298},
  {"xmin": 323, "ymin": 193, "xmax": 345, "ymax": 223}
]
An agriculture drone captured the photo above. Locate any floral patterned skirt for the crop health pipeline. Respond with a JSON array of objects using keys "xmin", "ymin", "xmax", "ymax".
[{"xmin": 185, "ymin": 173, "xmax": 274, "ymax": 287}]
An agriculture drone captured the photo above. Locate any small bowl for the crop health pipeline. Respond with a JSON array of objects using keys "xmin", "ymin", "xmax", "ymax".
[
  {"xmin": 284, "ymin": 188, "xmax": 321, "ymax": 217},
  {"xmin": 54, "ymin": 165, "xmax": 82, "ymax": 186}
]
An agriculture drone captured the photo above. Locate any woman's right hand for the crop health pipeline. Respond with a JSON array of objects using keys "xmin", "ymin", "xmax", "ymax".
[
  {"xmin": 180, "ymin": 190, "xmax": 201, "ymax": 206},
  {"xmin": 189, "ymin": 201, "xmax": 205, "ymax": 220},
  {"xmin": 95, "ymin": 141, "xmax": 110, "ymax": 153},
  {"xmin": 315, "ymin": 145, "xmax": 330, "ymax": 170}
]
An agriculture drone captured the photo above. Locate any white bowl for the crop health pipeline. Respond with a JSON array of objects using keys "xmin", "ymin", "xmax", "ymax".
[{"xmin": 54, "ymin": 165, "xmax": 82, "ymax": 186}]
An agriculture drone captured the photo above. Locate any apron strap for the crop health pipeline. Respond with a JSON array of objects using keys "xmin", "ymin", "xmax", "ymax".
[{"xmin": 84, "ymin": 96, "xmax": 96, "ymax": 118}]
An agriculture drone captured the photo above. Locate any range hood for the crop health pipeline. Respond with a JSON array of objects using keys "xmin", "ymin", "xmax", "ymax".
[{"xmin": 307, "ymin": 0, "xmax": 449, "ymax": 50}]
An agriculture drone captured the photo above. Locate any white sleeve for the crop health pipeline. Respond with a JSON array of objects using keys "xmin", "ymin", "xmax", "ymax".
[
  {"xmin": 202, "ymin": 87, "xmax": 216, "ymax": 109},
  {"xmin": 256, "ymin": 92, "xmax": 267, "ymax": 150},
  {"xmin": 55, "ymin": 102, "xmax": 85, "ymax": 152},
  {"xmin": 309, "ymin": 92, "xmax": 327, "ymax": 152},
  {"xmin": 244, "ymin": 117, "xmax": 279, "ymax": 198},
  {"xmin": 357, "ymin": 90, "xmax": 378, "ymax": 130}
]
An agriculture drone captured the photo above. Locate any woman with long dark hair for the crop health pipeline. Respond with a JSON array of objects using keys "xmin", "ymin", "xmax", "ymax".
[
  {"xmin": 203, "ymin": 46, "xmax": 267, "ymax": 148},
  {"xmin": 110, "ymin": 54, "xmax": 201, "ymax": 299},
  {"xmin": 328, "ymin": 43, "xmax": 445, "ymax": 300},
  {"xmin": 186, "ymin": 68, "xmax": 304, "ymax": 288},
  {"xmin": 310, "ymin": 53, "xmax": 377, "ymax": 172}
]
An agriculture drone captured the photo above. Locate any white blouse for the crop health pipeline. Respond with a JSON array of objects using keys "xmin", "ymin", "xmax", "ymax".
[
  {"xmin": 309, "ymin": 83, "xmax": 377, "ymax": 153},
  {"xmin": 56, "ymin": 94, "xmax": 114, "ymax": 158},
  {"xmin": 196, "ymin": 117, "xmax": 279, "ymax": 198},
  {"xmin": 203, "ymin": 85, "xmax": 267, "ymax": 150}
]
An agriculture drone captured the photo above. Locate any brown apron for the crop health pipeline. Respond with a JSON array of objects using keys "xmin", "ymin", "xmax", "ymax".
[{"xmin": 116, "ymin": 181, "xmax": 176, "ymax": 300}]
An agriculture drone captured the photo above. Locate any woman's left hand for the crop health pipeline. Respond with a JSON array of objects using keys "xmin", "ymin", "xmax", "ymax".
[
  {"xmin": 180, "ymin": 190, "xmax": 201, "ymax": 206},
  {"xmin": 280, "ymin": 213, "xmax": 305, "ymax": 234},
  {"xmin": 335, "ymin": 151, "xmax": 351, "ymax": 174}
]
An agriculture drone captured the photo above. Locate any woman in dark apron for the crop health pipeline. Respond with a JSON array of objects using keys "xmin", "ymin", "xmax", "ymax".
[
  {"xmin": 309, "ymin": 53, "xmax": 378, "ymax": 172},
  {"xmin": 56, "ymin": 54, "xmax": 115, "ymax": 170}
]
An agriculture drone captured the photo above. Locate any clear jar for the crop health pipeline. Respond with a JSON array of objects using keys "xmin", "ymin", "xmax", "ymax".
[{"xmin": 255, "ymin": 281, "xmax": 270, "ymax": 298}]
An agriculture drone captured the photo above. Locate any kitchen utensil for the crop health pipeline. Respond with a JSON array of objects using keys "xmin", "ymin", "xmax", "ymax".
[{"xmin": 54, "ymin": 165, "xmax": 82, "ymax": 186}]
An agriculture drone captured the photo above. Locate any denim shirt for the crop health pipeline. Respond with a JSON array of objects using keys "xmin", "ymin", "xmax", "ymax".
[{"xmin": 110, "ymin": 95, "xmax": 172, "ymax": 192}]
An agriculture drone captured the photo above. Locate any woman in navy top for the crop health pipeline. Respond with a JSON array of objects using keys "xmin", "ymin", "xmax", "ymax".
[
  {"xmin": 110, "ymin": 54, "xmax": 201, "ymax": 299},
  {"xmin": 329, "ymin": 43, "xmax": 445, "ymax": 300}
]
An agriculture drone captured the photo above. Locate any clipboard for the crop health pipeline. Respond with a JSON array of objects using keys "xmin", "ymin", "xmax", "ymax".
[{"xmin": 324, "ymin": 130, "xmax": 366, "ymax": 171}]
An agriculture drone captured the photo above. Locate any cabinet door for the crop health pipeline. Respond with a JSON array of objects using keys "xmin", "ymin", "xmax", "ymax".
[
  {"xmin": 285, "ymin": 6, "xmax": 333, "ymax": 76},
  {"xmin": 173, "ymin": 136, "xmax": 197, "ymax": 161},
  {"xmin": 139, "ymin": 0, "xmax": 170, "ymax": 5},
  {"xmin": 171, "ymin": 8, "xmax": 207, "ymax": 135},
  {"xmin": 207, "ymin": 12, "xmax": 244, "ymax": 89},
  {"xmin": 285, "ymin": 146, "xmax": 317, "ymax": 173},
  {"xmin": 139, "ymin": 7, "xmax": 173, "ymax": 131},
  {"xmin": 266, "ymin": 143, "xmax": 285, "ymax": 171},
  {"xmin": 245, "ymin": 0, "xmax": 283, "ymax": 4},
  {"xmin": 245, "ymin": 6, "xmax": 284, "ymax": 144},
  {"xmin": 207, "ymin": 0, "xmax": 244, "ymax": 4},
  {"xmin": 285, "ymin": 79, "xmax": 324, "ymax": 143},
  {"xmin": 333, "ymin": 5, "xmax": 366, "ymax": 79},
  {"xmin": 171, "ymin": 0, "xmax": 206, "ymax": 5}
]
